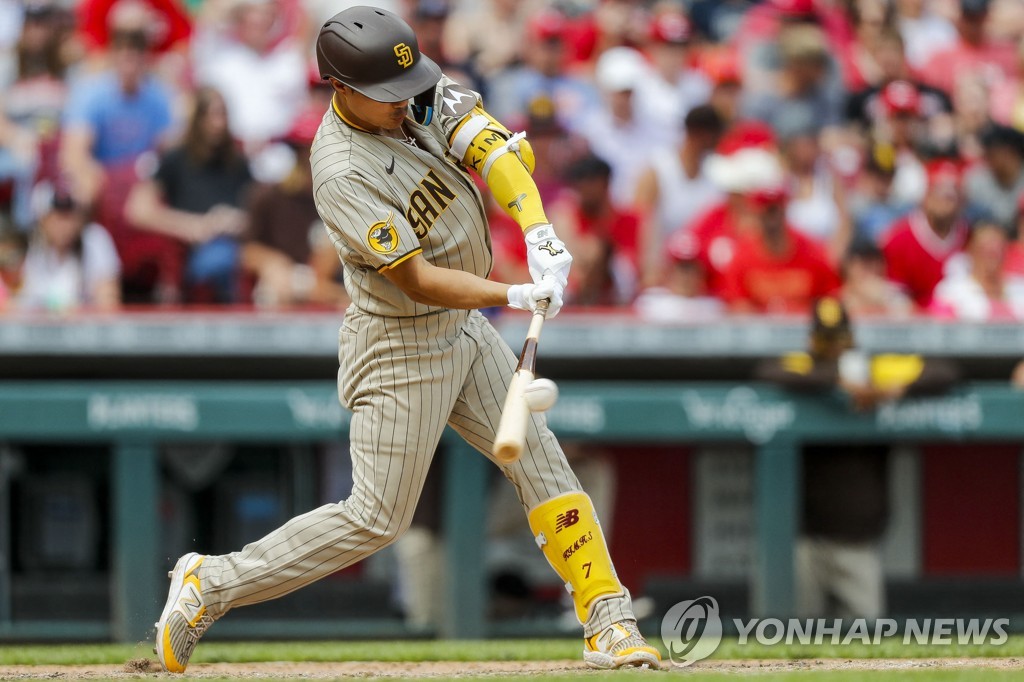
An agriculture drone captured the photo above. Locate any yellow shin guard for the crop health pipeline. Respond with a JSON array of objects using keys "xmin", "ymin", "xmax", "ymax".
[{"xmin": 528, "ymin": 492, "xmax": 624, "ymax": 624}]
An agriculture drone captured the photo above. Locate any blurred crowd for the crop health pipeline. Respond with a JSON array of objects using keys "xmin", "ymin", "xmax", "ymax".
[{"xmin": 1, "ymin": 0, "xmax": 1023, "ymax": 321}]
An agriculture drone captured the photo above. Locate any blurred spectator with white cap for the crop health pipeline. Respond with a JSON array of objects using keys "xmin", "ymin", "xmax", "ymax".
[
  {"xmin": 633, "ymin": 230, "xmax": 724, "ymax": 322},
  {"xmin": 633, "ymin": 104, "xmax": 724, "ymax": 287},
  {"xmin": 881, "ymin": 158, "xmax": 970, "ymax": 308},
  {"xmin": 578, "ymin": 46, "xmax": 671, "ymax": 210},
  {"xmin": 689, "ymin": 120, "xmax": 786, "ymax": 296},
  {"xmin": 18, "ymin": 180, "xmax": 120, "ymax": 311},
  {"xmin": 631, "ymin": 7, "xmax": 711, "ymax": 135}
]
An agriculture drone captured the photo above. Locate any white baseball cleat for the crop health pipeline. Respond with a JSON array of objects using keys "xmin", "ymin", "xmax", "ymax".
[
  {"xmin": 154, "ymin": 552, "xmax": 214, "ymax": 673},
  {"xmin": 583, "ymin": 620, "xmax": 663, "ymax": 669}
]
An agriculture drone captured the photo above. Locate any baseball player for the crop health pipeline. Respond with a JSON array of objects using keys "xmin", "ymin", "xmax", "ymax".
[{"xmin": 155, "ymin": 6, "xmax": 661, "ymax": 672}]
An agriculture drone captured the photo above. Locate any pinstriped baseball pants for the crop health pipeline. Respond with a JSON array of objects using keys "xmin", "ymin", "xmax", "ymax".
[{"xmin": 197, "ymin": 308, "xmax": 634, "ymax": 636}]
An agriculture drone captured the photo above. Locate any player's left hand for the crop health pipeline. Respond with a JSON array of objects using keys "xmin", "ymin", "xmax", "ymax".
[{"xmin": 525, "ymin": 224, "xmax": 572, "ymax": 287}]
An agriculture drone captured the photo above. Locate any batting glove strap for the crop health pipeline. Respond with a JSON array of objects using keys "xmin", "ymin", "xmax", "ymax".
[{"xmin": 525, "ymin": 224, "xmax": 573, "ymax": 287}]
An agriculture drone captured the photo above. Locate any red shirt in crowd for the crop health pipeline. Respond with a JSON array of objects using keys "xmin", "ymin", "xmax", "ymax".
[
  {"xmin": 920, "ymin": 40, "xmax": 1018, "ymax": 96},
  {"xmin": 568, "ymin": 201, "xmax": 640, "ymax": 263},
  {"xmin": 690, "ymin": 201, "xmax": 761, "ymax": 297},
  {"xmin": 561, "ymin": 197, "xmax": 641, "ymax": 305},
  {"xmin": 881, "ymin": 210, "xmax": 969, "ymax": 308},
  {"xmin": 77, "ymin": 0, "xmax": 192, "ymax": 53},
  {"xmin": 720, "ymin": 225, "xmax": 839, "ymax": 313}
]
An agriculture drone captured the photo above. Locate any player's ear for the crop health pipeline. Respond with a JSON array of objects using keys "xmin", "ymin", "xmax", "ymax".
[{"xmin": 326, "ymin": 78, "xmax": 347, "ymax": 95}]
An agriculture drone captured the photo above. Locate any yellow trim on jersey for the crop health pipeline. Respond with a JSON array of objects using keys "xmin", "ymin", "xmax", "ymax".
[
  {"xmin": 332, "ymin": 94, "xmax": 375, "ymax": 133},
  {"xmin": 377, "ymin": 248, "xmax": 423, "ymax": 272}
]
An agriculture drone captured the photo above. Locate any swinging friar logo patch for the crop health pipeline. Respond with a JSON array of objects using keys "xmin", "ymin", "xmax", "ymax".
[{"xmin": 367, "ymin": 212, "xmax": 399, "ymax": 254}]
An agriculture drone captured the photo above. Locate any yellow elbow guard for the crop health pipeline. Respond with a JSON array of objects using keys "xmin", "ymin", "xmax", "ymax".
[
  {"xmin": 528, "ymin": 491, "xmax": 624, "ymax": 624},
  {"xmin": 449, "ymin": 107, "xmax": 546, "ymax": 229}
]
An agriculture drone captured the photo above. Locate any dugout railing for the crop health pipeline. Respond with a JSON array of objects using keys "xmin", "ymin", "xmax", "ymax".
[{"xmin": 0, "ymin": 381, "xmax": 1021, "ymax": 643}]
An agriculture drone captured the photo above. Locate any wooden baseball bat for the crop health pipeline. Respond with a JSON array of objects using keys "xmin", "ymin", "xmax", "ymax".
[{"xmin": 493, "ymin": 299, "xmax": 549, "ymax": 464}]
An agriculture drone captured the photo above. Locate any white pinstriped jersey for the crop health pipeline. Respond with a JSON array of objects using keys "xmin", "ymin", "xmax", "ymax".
[{"xmin": 310, "ymin": 75, "xmax": 492, "ymax": 317}]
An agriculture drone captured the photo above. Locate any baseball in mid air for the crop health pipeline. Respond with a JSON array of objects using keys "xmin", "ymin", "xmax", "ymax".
[{"xmin": 524, "ymin": 378, "xmax": 559, "ymax": 412}]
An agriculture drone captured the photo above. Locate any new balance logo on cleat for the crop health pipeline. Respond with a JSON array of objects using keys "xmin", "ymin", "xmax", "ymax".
[
  {"xmin": 155, "ymin": 553, "xmax": 214, "ymax": 674},
  {"xmin": 584, "ymin": 620, "xmax": 662, "ymax": 670},
  {"xmin": 181, "ymin": 584, "xmax": 203, "ymax": 624}
]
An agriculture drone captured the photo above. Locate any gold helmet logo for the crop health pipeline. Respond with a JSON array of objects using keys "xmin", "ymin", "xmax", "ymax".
[{"xmin": 394, "ymin": 43, "xmax": 414, "ymax": 69}]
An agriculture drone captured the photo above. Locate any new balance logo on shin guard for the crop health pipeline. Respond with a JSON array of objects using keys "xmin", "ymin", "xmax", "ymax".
[{"xmin": 555, "ymin": 508, "xmax": 579, "ymax": 532}]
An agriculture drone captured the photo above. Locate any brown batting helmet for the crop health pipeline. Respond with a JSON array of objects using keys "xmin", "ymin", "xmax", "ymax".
[{"xmin": 316, "ymin": 6, "xmax": 441, "ymax": 103}]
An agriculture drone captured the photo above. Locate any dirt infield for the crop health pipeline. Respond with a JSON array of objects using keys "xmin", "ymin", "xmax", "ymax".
[{"xmin": 0, "ymin": 658, "xmax": 1022, "ymax": 678}]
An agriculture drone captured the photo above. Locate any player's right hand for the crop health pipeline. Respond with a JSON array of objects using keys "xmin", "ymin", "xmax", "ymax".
[
  {"xmin": 507, "ymin": 275, "xmax": 564, "ymax": 318},
  {"xmin": 525, "ymin": 224, "xmax": 573, "ymax": 287}
]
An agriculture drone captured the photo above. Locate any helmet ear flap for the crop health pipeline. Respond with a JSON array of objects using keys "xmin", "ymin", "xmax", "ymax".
[{"xmin": 410, "ymin": 87, "xmax": 435, "ymax": 125}]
